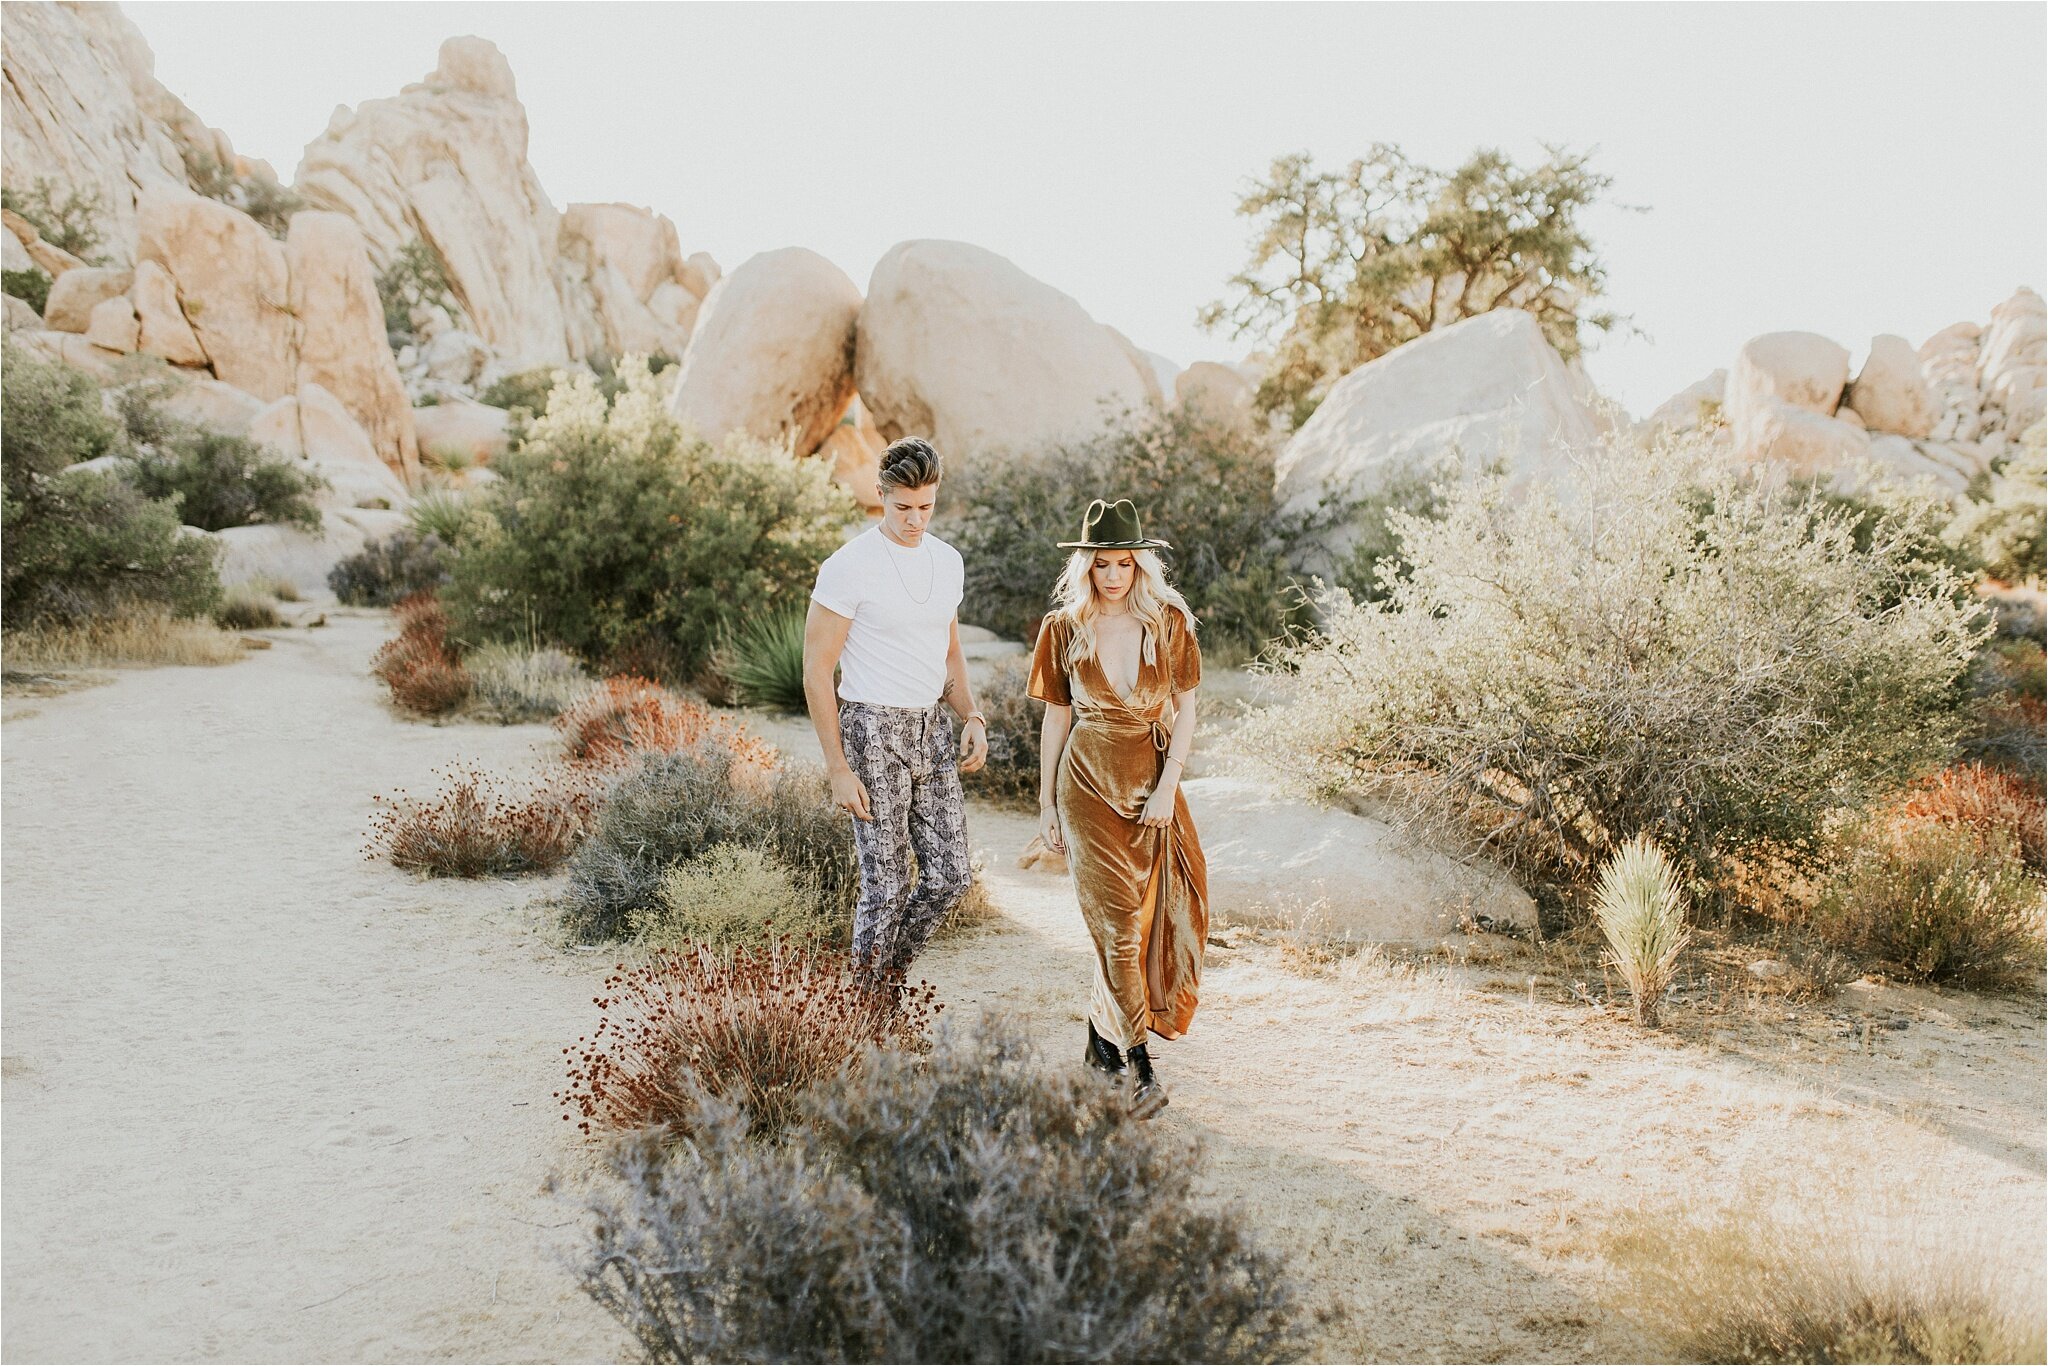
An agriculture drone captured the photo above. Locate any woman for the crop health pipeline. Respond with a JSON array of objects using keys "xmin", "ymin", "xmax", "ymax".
[{"xmin": 1028, "ymin": 498, "xmax": 1208, "ymax": 1120}]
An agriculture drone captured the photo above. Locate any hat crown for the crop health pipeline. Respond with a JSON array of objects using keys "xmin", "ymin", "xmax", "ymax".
[{"xmin": 1080, "ymin": 498, "xmax": 1144, "ymax": 545}]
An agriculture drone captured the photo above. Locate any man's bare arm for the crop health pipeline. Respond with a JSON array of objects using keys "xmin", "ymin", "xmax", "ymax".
[
  {"xmin": 942, "ymin": 617, "xmax": 988, "ymax": 773},
  {"xmin": 803, "ymin": 602, "xmax": 870, "ymax": 819}
]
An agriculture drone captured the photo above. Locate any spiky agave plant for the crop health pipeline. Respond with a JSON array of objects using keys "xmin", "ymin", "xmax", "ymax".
[
  {"xmin": 408, "ymin": 488, "xmax": 473, "ymax": 543},
  {"xmin": 1593, "ymin": 834, "xmax": 1690, "ymax": 1026},
  {"xmin": 717, "ymin": 607, "xmax": 810, "ymax": 711}
]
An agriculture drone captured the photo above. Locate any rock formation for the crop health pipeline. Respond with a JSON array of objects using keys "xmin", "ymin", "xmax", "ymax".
[
  {"xmin": 1273, "ymin": 309, "xmax": 1604, "ymax": 560},
  {"xmin": 294, "ymin": 37, "xmax": 572, "ymax": 368},
  {"xmin": 1174, "ymin": 360, "xmax": 1255, "ymax": 430},
  {"xmin": 0, "ymin": 1, "xmax": 236, "ymax": 264},
  {"xmin": 855, "ymin": 240, "xmax": 1154, "ymax": 461},
  {"xmin": 668, "ymin": 247, "xmax": 862, "ymax": 458},
  {"xmin": 559, "ymin": 202, "xmax": 709, "ymax": 360},
  {"xmin": 1647, "ymin": 289, "xmax": 2046, "ymax": 496},
  {"xmin": 1185, "ymin": 775, "xmax": 1536, "ymax": 941}
]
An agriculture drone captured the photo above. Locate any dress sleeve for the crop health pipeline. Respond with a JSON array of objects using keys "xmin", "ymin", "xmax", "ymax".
[
  {"xmin": 1168, "ymin": 606, "xmax": 1203, "ymax": 693},
  {"xmin": 1026, "ymin": 614, "xmax": 1071, "ymax": 706}
]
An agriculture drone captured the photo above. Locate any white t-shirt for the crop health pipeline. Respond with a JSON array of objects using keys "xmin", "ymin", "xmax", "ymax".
[{"xmin": 811, "ymin": 526, "xmax": 965, "ymax": 707}]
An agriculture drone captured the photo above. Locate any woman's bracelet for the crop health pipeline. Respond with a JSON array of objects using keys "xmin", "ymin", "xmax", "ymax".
[
  {"xmin": 1162, "ymin": 753, "xmax": 1188, "ymax": 768},
  {"xmin": 1039, "ymin": 799, "xmax": 1057, "ymax": 810}
]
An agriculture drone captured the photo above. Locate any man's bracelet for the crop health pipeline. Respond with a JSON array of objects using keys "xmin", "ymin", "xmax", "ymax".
[{"xmin": 965, "ymin": 710, "xmax": 987, "ymax": 727}]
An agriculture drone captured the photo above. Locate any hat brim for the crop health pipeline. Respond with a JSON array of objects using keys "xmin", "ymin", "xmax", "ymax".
[{"xmin": 1058, "ymin": 538, "xmax": 1172, "ymax": 550}]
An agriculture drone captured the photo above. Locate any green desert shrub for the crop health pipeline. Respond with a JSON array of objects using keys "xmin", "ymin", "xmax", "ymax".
[
  {"xmin": 1245, "ymin": 431, "xmax": 1990, "ymax": 893},
  {"xmin": 376, "ymin": 238, "xmax": 456, "ymax": 341},
  {"xmin": 125, "ymin": 429, "xmax": 325, "ymax": 532},
  {"xmin": 477, "ymin": 366, "xmax": 560, "ymax": 417},
  {"xmin": 1591, "ymin": 835, "xmax": 1690, "ymax": 1026},
  {"xmin": 182, "ymin": 151, "xmax": 303, "ymax": 239},
  {"xmin": 946, "ymin": 407, "xmax": 1327, "ymax": 656},
  {"xmin": 964, "ymin": 653, "xmax": 1041, "ymax": 808},
  {"xmin": 562, "ymin": 742, "xmax": 857, "ymax": 944},
  {"xmin": 2, "ymin": 342, "xmax": 219, "ymax": 626},
  {"xmin": 1812, "ymin": 822, "xmax": 2043, "ymax": 988},
  {"xmin": 712, "ymin": 606, "xmax": 808, "ymax": 710},
  {"xmin": 3, "ymin": 266, "xmax": 51, "ymax": 315},
  {"xmin": 327, "ymin": 529, "xmax": 451, "ymax": 607},
  {"xmin": 3, "ymin": 178, "xmax": 107, "ymax": 262},
  {"xmin": 572, "ymin": 1021, "xmax": 1309, "ymax": 1365},
  {"xmin": 442, "ymin": 362, "xmax": 857, "ymax": 680},
  {"xmin": 632, "ymin": 845, "xmax": 834, "ymax": 950},
  {"xmin": 1947, "ymin": 426, "xmax": 2046, "ymax": 586},
  {"xmin": 464, "ymin": 640, "xmax": 589, "ymax": 722}
]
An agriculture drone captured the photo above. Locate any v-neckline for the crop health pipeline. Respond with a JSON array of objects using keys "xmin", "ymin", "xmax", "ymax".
[{"xmin": 1090, "ymin": 621, "xmax": 1145, "ymax": 709}]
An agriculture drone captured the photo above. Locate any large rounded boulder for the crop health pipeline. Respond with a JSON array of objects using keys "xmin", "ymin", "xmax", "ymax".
[
  {"xmin": 854, "ymin": 240, "xmax": 1153, "ymax": 462},
  {"xmin": 667, "ymin": 247, "xmax": 861, "ymax": 457},
  {"xmin": 1273, "ymin": 309, "xmax": 1604, "ymax": 565}
]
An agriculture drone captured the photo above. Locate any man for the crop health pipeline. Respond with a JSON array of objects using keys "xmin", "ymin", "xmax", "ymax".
[{"xmin": 804, "ymin": 436, "xmax": 988, "ymax": 980}]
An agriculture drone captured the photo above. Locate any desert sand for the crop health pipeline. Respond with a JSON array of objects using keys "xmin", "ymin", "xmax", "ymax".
[{"xmin": 4, "ymin": 610, "xmax": 2043, "ymax": 1363}]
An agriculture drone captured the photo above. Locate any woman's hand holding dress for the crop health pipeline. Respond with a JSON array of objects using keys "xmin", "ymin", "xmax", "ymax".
[{"xmin": 1138, "ymin": 780, "xmax": 1176, "ymax": 828}]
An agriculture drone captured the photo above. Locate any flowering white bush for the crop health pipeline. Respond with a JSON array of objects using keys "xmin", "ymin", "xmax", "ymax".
[{"xmin": 1246, "ymin": 433, "xmax": 1988, "ymax": 887}]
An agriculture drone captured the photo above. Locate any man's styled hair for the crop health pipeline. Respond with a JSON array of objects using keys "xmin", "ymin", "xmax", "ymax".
[{"xmin": 878, "ymin": 436, "xmax": 943, "ymax": 490}]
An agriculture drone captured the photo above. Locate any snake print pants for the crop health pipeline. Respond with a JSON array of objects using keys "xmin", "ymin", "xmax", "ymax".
[{"xmin": 838, "ymin": 700, "xmax": 973, "ymax": 978}]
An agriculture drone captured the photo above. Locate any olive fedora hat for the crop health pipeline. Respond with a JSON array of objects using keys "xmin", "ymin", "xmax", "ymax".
[{"xmin": 1057, "ymin": 498, "xmax": 1172, "ymax": 551}]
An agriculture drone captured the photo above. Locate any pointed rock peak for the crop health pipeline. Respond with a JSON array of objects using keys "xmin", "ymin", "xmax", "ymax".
[{"xmin": 431, "ymin": 36, "xmax": 517, "ymax": 100}]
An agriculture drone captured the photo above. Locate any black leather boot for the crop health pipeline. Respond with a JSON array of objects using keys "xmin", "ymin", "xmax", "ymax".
[
  {"xmin": 1085, "ymin": 1021, "xmax": 1127, "ymax": 1079},
  {"xmin": 1126, "ymin": 1043, "xmax": 1168, "ymax": 1119}
]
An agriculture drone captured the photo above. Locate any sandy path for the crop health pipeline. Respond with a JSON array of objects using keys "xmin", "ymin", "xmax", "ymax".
[
  {"xmin": 3, "ymin": 614, "xmax": 631, "ymax": 1364},
  {"xmin": 5, "ymin": 618, "xmax": 2042, "ymax": 1363}
]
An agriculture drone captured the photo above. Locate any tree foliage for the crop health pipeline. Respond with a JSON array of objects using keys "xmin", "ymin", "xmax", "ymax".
[{"xmin": 1201, "ymin": 144, "xmax": 1625, "ymax": 427}]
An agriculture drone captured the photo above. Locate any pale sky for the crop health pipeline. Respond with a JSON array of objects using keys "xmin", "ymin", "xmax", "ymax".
[{"xmin": 124, "ymin": 1, "xmax": 2046, "ymax": 416}]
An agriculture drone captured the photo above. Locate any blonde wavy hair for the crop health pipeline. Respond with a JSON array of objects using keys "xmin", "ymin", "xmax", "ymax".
[{"xmin": 1050, "ymin": 547, "xmax": 1195, "ymax": 674}]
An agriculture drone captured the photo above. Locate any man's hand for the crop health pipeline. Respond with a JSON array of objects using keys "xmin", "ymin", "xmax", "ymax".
[
  {"xmin": 958, "ymin": 718, "xmax": 988, "ymax": 774},
  {"xmin": 830, "ymin": 766, "xmax": 872, "ymax": 821}
]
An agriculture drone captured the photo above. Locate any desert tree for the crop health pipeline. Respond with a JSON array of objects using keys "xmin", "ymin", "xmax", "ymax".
[{"xmin": 1200, "ymin": 144, "xmax": 1627, "ymax": 427}]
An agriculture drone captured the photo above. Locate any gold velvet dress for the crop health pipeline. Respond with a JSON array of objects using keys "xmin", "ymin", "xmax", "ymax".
[{"xmin": 1028, "ymin": 607, "xmax": 1209, "ymax": 1050}]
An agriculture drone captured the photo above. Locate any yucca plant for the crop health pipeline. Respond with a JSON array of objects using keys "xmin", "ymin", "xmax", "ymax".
[
  {"xmin": 409, "ymin": 488, "xmax": 474, "ymax": 544},
  {"xmin": 716, "ymin": 607, "xmax": 810, "ymax": 711},
  {"xmin": 1592, "ymin": 834, "xmax": 1690, "ymax": 1026}
]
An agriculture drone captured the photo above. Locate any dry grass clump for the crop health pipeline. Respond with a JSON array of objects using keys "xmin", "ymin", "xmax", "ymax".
[
  {"xmin": 370, "ymin": 592, "xmax": 472, "ymax": 717},
  {"xmin": 570, "ymin": 1020, "xmax": 1308, "ymax": 1365},
  {"xmin": 367, "ymin": 763, "xmax": 594, "ymax": 877},
  {"xmin": 1812, "ymin": 821, "xmax": 2043, "ymax": 988},
  {"xmin": 634, "ymin": 845, "xmax": 834, "ymax": 950},
  {"xmin": 3, "ymin": 608, "xmax": 247, "ymax": 670},
  {"xmin": 465, "ymin": 640, "xmax": 589, "ymax": 723},
  {"xmin": 1604, "ymin": 1192, "xmax": 2046, "ymax": 1364},
  {"xmin": 212, "ymin": 582, "xmax": 283, "ymax": 631},
  {"xmin": 555, "ymin": 673, "xmax": 777, "ymax": 772},
  {"xmin": 1895, "ymin": 760, "xmax": 2045, "ymax": 870},
  {"xmin": 1591, "ymin": 835, "xmax": 1690, "ymax": 1026},
  {"xmin": 558, "ymin": 938, "xmax": 937, "ymax": 1141}
]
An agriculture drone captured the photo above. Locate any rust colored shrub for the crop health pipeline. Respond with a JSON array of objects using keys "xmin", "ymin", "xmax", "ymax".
[
  {"xmin": 370, "ymin": 592, "xmax": 472, "ymax": 717},
  {"xmin": 1896, "ymin": 761, "xmax": 2046, "ymax": 870},
  {"xmin": 367, "ymin": 763, "xmax": 594, "ymax": 877},
  {"xmin": 555, "ymin": 674, "xmax": 777, "ymax": 773},
  {"xmin": 559, "ymin": 939, "xmax": 937, "ymax": 1140}
]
